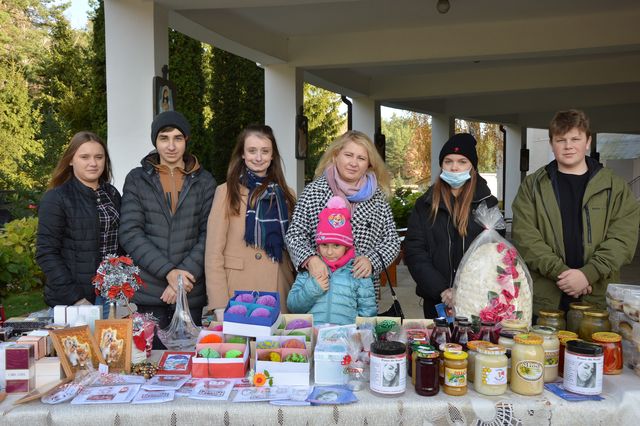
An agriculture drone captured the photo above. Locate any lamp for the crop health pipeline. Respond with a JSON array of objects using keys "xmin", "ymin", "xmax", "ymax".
[{"xmin": 436, "ymin": 0, "xmax": 450, "ymax": 14}]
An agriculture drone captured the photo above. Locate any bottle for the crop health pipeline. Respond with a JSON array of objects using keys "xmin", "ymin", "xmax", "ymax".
[
  {"xmin": 415, "ymin": 348, "xmax": 440, "ymax": 396},
  {"xmin": 451, "ymin": 316, "xmax": 468, "ymax": 340},
  {"xmin": 430, "ymin": 317, "xmax": 451, "ymax": 348},
  {"xmin": 453, "ymin": 320, "xmax": 473, "ymax": 350},
  {"xmin": 477, "ymin": 321, "xmax": 499, "ymax": 344}
]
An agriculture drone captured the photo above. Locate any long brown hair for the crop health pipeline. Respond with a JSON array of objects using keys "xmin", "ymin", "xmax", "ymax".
[
  {"xmin": 49, "ymin": 131, "xmax": 112, "ymax": 189},
  {"xmin": 314, "ymin": 130, "xmax": 392, "ymax": 197},
  {"xmin": 430, "ymin": 168, "xmax": 477, "ymax": 237},
  {"xmin": 226, "ymin": 125, "xmax": 296, "ymax": 215}
]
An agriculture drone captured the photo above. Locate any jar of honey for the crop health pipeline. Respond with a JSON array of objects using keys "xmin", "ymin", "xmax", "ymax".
[
  {"xmin": 591, "ymin": 332, "xmax": 623, "ymax": 375},
  {"xmin": 578, "ymin": 310, "xmax": 611, "ymax": 341},
  {"xmin": 537, "ymin": 309, "xmax": 566, "ymax": 331},
  {"xmin": 443, "ymin": 350, "xmax": 468, "ymax": 396}
]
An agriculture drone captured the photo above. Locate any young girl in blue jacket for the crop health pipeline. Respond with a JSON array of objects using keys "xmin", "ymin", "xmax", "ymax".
[{"xmin": 287, "ymin": 196, "xmax": 377, "ymax": 325}]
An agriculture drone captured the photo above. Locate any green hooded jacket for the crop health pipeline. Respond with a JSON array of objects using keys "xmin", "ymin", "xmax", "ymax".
[{"xmin": 512, "ymin": 157, "xmax": 639, "ymax": 314}]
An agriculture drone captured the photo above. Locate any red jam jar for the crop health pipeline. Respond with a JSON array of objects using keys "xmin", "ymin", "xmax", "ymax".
[
  {"xmin": 591, "ymin": 332, "xmax": 623, "ymax": 375},
  {"xmin": 415, "ymin": 348, "xmax": 440, "ymax": 396},
  {"xmin": 557, "ymin": 330, "xmax": 579, "ymax": 378}
]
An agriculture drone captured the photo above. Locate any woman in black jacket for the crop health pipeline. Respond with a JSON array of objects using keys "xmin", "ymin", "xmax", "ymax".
[
  {"xmin": 36, "ymin": 131, "xmax": 121, "ymax": 308},
  {"xmin": 404, "ymin": 133, "xmax": 499, "ymax": 318}
]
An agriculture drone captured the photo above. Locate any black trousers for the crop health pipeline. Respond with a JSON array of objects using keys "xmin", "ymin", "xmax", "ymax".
[{"xmin": 136, "ymin": 304, "xmax": 204, "ymax": 350}]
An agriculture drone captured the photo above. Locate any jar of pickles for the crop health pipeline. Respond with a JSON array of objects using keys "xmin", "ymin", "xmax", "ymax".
[
  {"xmin": 557, "ymin": 331, "xmax": 579, "ymax": 377},
  {"xmin": 443, "ymin": 350, "xmax": 468, "ymax": 396},
  {"xmin": 537, "ymin": 309, "xmax": 566, "ymax": 331},
  {"xmin": 567, "ymin": 302, "xmax": 593, "ymax": 334},
  {"xmin": 510, "ymin": 334, "xmax": 545, "ymax": 396},
  {"xmin": 531, "ymin": 325, "xmax": 560, "ymax": 382},
  {"xmin": 474, "ymin": 345, "xmax": 508, "ymax": 396},
  {"xmin": 578, "ymin": 310, "xmax": 611, "ymax": 341},
  {"xmin": 592, "ymin": 332, "xmax": 623, "ymax": 375},
  {"xmin": 415, "ymin": 348, "xmax": 440, "ymax": 396}
]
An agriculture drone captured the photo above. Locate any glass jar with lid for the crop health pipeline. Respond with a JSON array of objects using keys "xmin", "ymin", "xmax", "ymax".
[
  {"xmin": 439, "ymin": 343, "xmax": 462, "ymax": 384},
  {"xmin": 474, "ymin": 344, "xmax": 508, "ymax": 396},
  {"xmin": 499, "ymin": 319, "xmax": 529, "ymax": 333},
  {"xmin": 578, "ymin": 310, "xmax": 611, "ymax": 341},
  {"xmin": 443, "ymin": 350, "xmax": 468, "ymax": 396},
  {"xmin": 498, "ymin": 329, "xmax": 520, "ymax": 383},
  {"xmin": 465, "ymin": 340, "xmax": 489, "ymax": 384},
  {"xmin": 430, "ymin": 317, "xmax": 451, "ymax": 348},
  {"xmin": 537, "ymin": 309, "xmax": 566, "ymax": 331},
  {"xmin": 531, "ymin": 325, "xmax": 560, "ymax": 382},
  {"xmin": 592, "ymin": 332, "xmax": 623, "ymax": 375},
  {"xmin": 557, "ymin": 331, "xmax": 579, "ymax": 377},
  {"xmin": 510, "ymin": 334, "xmax": 545, "ymax": 396},
  {"xmin": 453, "ymin": 320, "xmax": 473, "ymax": 350},
  {"xmin": 410, "ymin": 342, "xmax": 430, "ymax": 384},
  {"xmin": 477, "ymin": 321, "xmax": 499, "ymax": 343},
  {"xmin": 567, "ymin": 302, "xmax": 593, "ymax": 334},
  {"xmin": 414, "ymin": 348, "xmax": 440, "ymax": 396}
]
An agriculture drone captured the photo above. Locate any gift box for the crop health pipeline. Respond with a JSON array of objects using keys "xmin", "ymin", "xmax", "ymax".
[
  {"xmin": 28, "ymin": 330, "xmax": 53, "ymax": 356},
  {"xmin": 157, "ymin": 351, "xmax": 194, "ymax": 375},
  {"xmin": 192, "ymin": 342, "xmax": 249, "ymax": 378},
  {"xmin": 276, "ymin": 314, "xmax": 314, "ymax": 344},
  {"xmin": 4, "ymin": 344, "xmax": 35, "ymax": 393},
  {"xmin": 223, "ymin": 291, "xmax": 282, "ymax": 338},
  {"xmin": 0, "ymin": 342, "xmax": 16, "ymax": 389},
  {"xmin": 17, "ymin": 335, "xmax": 48, "ymax": 360},
  {"xmin": 35, "ymin": 356, "xmax": 63, "ymax": 389},
  {"xmin": 254, "ymin": 336, "xmax": 310, "ymax": 386},
  {"xmin": 53, "ymin": 305, "xmax": 102, "ymax": 331},
  {"xmin": 314, "ymin": 345, "xmax": 349, "ymax": 385}
]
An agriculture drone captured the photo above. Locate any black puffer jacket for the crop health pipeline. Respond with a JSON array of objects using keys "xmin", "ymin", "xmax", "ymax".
[
  {"xmin": 404, "ymin": 176, "xmax": 499, "ymax": 318},
  {"xmin": 119, "ymin": 152, "xmax": 216, "ymax": 308},
  {"xmin": 37, "ymin": 177, "xmax": 121, "ymax": 306}
]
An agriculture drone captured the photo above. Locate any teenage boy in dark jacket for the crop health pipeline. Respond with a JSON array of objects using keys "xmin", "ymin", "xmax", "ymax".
[
  {"xmin": 119, "ymin": 111, "xmax": 216, "ymax": 346},
  {"xmin": 512, "ymin": 109, "xmax": 639, "ymax": 315}
]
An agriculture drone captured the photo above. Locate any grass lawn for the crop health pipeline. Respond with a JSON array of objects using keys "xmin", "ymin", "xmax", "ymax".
[{"xmin": 3, "ymin": 288, "xmax": 47, "ymax": 318}]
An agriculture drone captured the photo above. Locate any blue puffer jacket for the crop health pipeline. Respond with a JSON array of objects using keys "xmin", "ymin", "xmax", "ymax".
[{"xmin": 286, "ymin": 260, "xmax": 377, "ymax": 325}]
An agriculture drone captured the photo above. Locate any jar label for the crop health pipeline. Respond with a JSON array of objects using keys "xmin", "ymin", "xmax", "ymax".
[
  {"xmin": 544, "ymin": 349, "xmax": 559, "ymax": 368},
  {"xmin": 563, "ymin": 351, "xmax": 603, "ymax": 395},
  {"xmin": 481, "ymin": 366, "xmax": 507, "ymax": 385},
  {"xmin": 444, "ymin": 367, "xmax": 467, "ymax": 387},
  {"xmin": 369, "ymin": 354, "xmax": 406, "ymax": 394},
  {"xmin": 515, "ymin": 360, "xmax": 543, "ymax": 381}
]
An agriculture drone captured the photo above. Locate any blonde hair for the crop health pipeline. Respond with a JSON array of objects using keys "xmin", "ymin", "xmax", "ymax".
[
  {"xmin": 430, "ymin": 168, "xmax": 478, "ymax": 238},
  {"xmin": 314, "ymin": 130, "xmax": 391, "ymax": 197}
]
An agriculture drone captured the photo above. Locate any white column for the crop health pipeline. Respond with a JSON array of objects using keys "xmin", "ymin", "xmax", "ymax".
[
  {"xmin": 352, "ymin": 97, "xmax": 376, "ymax": 140},
  {"xmin": 430, "ymin": 113, "xmax": 455, "ymax": 184},
  {"xmin": 504, "ymin": 125, "xmax": 523, "ymax": 220},
  {"xmin": 105, "ymin": 0, "xmax": 168, "ymax": 190},
  {"xmin": 264, "ymin": 64, "xmax": 304, "ymax": 196}
]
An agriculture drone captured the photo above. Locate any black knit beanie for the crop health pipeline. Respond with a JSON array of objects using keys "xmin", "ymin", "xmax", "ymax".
[
  {"xmin": 439, "ymin": 133, "xmax": 478, "ymax": 170},
  {"xmin": 151, "ymin": 111, "xmax": 191, "ymax": 147}
]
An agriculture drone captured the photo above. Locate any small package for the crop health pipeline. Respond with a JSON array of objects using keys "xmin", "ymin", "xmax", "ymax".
[
  {"xmin": 192, "ymin": 342, "xmax": 249, "ymax": 379},
  {"xmin": 255, "ymin": 336, "xmax": 310, "ymax": 386},
  {"xmin": 223, "ymin": 291, "xmax": 282, "ymax": 338},
  {"xmin": 5, "ymin": 344, "xmax": 36, "ymax": 393}
]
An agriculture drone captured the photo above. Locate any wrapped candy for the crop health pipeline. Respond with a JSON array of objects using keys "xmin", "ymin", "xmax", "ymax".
[{"xmin": 453, "ymin": 203, "xmax": 533, "ymax": 327}]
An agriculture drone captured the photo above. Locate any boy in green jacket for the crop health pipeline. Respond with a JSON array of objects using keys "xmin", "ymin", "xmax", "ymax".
[{"xmin": 512, "ymin": 109, "xmax": 639, "ymax": 315}]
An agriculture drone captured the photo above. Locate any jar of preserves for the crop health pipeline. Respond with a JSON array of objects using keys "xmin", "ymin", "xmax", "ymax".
[
  {"xmin": 578, "ymin": 310, "xmax": 611, "ymax": 341},
  {"xmin": 498, "ymin": 329, "xmax": 520, "ymax": 383},
  {"xmin": 443, "ymin": 350, "xmax": 468, "ymax": 396},
  {"xmin": 510, "ymin": 334, "xmax": 545, "ymax": 396},
  {"xmin": 499, "ymin": 319, "xmax": 529, "ymax": 333},
  {"xmin": 452, "ymin": 316, "xmax": 468, "ymax": 339},
  {"xmin": 591, "ymin": 332, "xmax": 623, "ymax": 375},
  {"xmin": 465, "ymin": 340, "xmax": 489, "ymax": 384},
  {"xmin": 567, "ymin": 302, "xmax": 593, "ymax": 334},
  {"xmin": 439, "ymin": 343, "xmax": 462, "ymax": 384},
  {"xmin": 563, "ymin": 340, "xmax": 604, "ymax": 395},
  {"xmin": 407, "ymin": 337, "xmax": 428, "ymax": 378},
  {"xmin": 474, "ymin": 344, "xmax": 508, "ymax": 396},
  {"xmin": 414, "ymin": 348, "xmax": 440, "ymax": 396},
  {"xmin": 531, "ymin": 325, "xmax": 560, "ymax": 382},
  {"xmin": 537, "ymin": 309, "xmax": 566, "ymax": 331},
  {"xmin": 453, "ymin": 320, "xmax": 473, "ymax": 350},
  {"xmin": 430, "ymin": 317, "xmax": 451, "ymax": 348},
  {"xmin": 410, "ymin": 342, "xmax": 431, "ymax": 384},
  {"xmin": 477, "ymin": 321, "xmax": 499, "ymax": 343},
  {"xmin": 557, "ymin": 331, "xmax": 579, "ymax": 377}
]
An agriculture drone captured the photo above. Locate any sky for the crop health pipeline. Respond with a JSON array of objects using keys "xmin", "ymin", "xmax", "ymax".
[{"xmin": 61, "ymin": 0, "xmax": 91, "ymax": 29}]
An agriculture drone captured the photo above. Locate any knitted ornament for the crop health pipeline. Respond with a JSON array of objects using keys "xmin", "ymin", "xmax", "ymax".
[
  {"xmin": 198, "ymin": 348, "xmax": 220, "ymax": 358},
  {"xmin": 235, "ymin": 293, "xmax": 255, "ymax": 303},
  {"xmin": 199, "ymin": 333, "xmax": 223, "ymax": 344},
  {"xmin": 226, "ymin": 305, "xmax": 248, "ymax": 315},
  {"xmin": 315, "ymin": 196, "xmax": 353, "ymax": 247},
  {"xmin": 269, "ymin": 352, "xmax": 281, "ymax": 362},
  {"xmin": 281, "ymin": 339, "xmax": 306, "ymax": 349},
  {"xmin": 284, "ymin": 353, "xmax": 307, "ymax": 363},
  {"xmin": 285, "ymin": 319, "xmax": 311, "ymax": 330},
  {"xmin": 225, "ymin": 350, "xmax": 243, "ymax": 358},
  {"xmin": 250, "ymin": 307, "xmax": 271, "ymax": 318},
  {"xmin": 255, "ymin": 295, "xmax": 277, "ymax": 307}
]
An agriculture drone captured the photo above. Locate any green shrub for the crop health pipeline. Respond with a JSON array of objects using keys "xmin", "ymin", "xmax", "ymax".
[
  {"xmin": 0, "ymin": 217, "xmax": 44, "ymax": 297},
  {"xmin": 390, "ymin": 186, "xmax": 426, "ymax": 229}
]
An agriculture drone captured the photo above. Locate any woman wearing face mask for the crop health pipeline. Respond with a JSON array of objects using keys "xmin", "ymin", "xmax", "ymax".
[
  {"xmin": 404, "ymin": 133, "xmax": 500, "ymax": 318},
  {"xmin": 205, "ymin": 125, "xmax": 296, "ymax": 320}
]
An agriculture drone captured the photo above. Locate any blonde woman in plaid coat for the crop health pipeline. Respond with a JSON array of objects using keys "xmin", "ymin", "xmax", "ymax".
[{"xmin": 285, "ymin": 131, "xmax": 401, "ymax": 300}]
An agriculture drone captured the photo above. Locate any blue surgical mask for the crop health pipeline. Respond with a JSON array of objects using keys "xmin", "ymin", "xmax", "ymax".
[{"xmin": 440, "ymin": 169, "xmax": 471, "ymax": 188}]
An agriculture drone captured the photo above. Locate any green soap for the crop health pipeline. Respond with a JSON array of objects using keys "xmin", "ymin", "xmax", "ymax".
[
  {"xmin": 199, "ymin": 348, "xmax": 220, "ymax": 358},
  {"xmin": 287, "ymin": 331, "xmax": 306, "ymax": 337},
  {"xmin": 226, "ymin": 336, "xmax": 247, "ymax": 344},
  {"xmin": 284, "ymin": 353, "xmax": 306, "ymax": 363},
  {"xmin": 256, "ymin": 340, "xmax": 278, "ymax": 349},
  {"xmin": 225, "ymin": 349, "xmax": 243, "ymax": 358}
]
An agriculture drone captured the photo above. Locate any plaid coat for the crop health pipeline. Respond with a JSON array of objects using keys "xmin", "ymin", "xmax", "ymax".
[{"xmin": 285, "ymin": 176, "xmax": 401, "ymax": 296}]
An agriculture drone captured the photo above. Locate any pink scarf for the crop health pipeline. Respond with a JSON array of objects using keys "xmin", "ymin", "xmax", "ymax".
[{"xmin": 321, "ymin": 247, "xmax": 355, "ymax": 272}]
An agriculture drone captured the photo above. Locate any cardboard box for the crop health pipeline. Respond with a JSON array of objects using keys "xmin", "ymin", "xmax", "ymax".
[
  {"xmin": 254, "ymin": 336, "xmax": 310, "ymax": 386},
  {"xmin": 314, "ymin": 348, "xmax": 348, "ymax": 385},
  {"xmin": 5, "ymin": 344, "xmax": 35, "ymax": 393},
  {"xmin": 17, "ymin": 335, "xmax": 47, "ymax": 360},
  {"xmin": 275, "ymin": 314, "xmax": 314, "ymax": 344},
  {"xmin": 192, "ymin": 342, "xmax": 249, "ymax": 379},
  {"xmin": 0, "ymin": 342, "xmax": 17, "ymax": 389},
  {"xmin": 222, "ymin": 291, "xmax": 282, "ymax": 338},
  {"xmin": 28, "ymin": 330, "xmax": 53, "ymax": 356},
  {"xmin": 35, "ymin": 357, "xmax": 63, "ymax": 389}
]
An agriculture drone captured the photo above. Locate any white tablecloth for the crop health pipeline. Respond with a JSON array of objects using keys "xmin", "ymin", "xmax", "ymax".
[{"xmin": 2, "ymin": 369, "xmax": 639, "ymax": 425}]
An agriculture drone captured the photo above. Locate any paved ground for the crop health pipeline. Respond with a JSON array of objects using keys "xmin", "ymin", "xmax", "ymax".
[{"xmin": 379, "ymin": 237, "xmax": 640, "ymax": 320}]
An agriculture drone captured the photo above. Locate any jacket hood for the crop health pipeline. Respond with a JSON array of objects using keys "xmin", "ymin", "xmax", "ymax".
[
  {"xmin": 544, "ymin": 156, "xmax": 603, "ymax": 181},
  {"xmin": 141, "ymin": 151, "xmax": 200, "ymax": 174}
]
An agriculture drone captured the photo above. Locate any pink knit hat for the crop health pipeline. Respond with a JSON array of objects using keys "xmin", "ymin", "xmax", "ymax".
[{"xmin": 315, "ymin": 196, "xmax": 353, "ymax": 247}]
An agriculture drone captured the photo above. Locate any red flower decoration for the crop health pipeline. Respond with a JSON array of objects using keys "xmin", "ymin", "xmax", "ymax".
[
  {"xmin": 341, "ymin": 355, "xmax": 352, "ymax": 366},
  {"xmin": 108, "ymin": 285, "xmax": 121, "ymax": 299},
  {"xmin": 122, "ymin": 283, "xmax": 135, "ymax": 299},
  {"xmin": 108, "ymin": 257, "xmax": 119, "ymax": 266},
  {"xmin": 119, "ymin": 256, "xmax": 133, "ymax": 266}
]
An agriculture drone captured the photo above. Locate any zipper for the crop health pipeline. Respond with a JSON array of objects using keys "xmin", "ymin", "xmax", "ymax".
[
  {"xmin": 447, "ymin": 215, "xmax": 453, "ymax": 288},
  {"xmin": 584, "ymin": 205, "xmax": 592, "ymax": 244},
  {"xmin": 326, "ymin": 270, "xmax": 333, "ymax": 321}
]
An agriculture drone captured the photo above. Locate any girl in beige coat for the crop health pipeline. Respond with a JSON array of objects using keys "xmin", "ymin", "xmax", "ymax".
[{"xmin": 205, "ymin": 125, "xmax": 297, "ymax": 319}]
